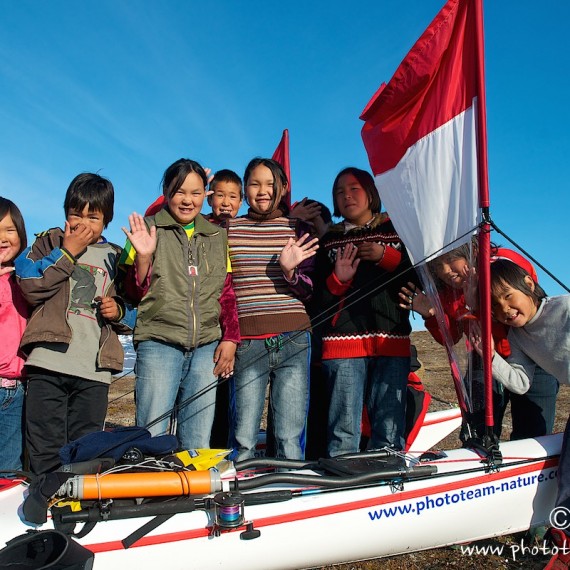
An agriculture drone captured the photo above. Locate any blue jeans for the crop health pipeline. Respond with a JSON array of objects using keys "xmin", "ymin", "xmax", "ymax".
[
  {"xmin": 509, "ymin": 366, "xmax": 558, "ymax": 440},
  {"xmin": 135, "ymin": 340, "xmax": 218, "ymax": 450},
  {"xmin": 465, "ymin": 359, "xmax": 558, "ymax": 441},
  {"xmin": 324, "ymin": 356, "xmax": 409, "ymax": 457},
  {"xmin": 0, "ymin": 383, "xmax": 24, "ymax": 473},
  {"xmin": 230, "ymin": 332, "xmax": 310, "ymax": 461}
]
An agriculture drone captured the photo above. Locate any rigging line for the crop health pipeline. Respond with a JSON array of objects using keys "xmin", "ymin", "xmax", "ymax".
[
  {"xmin": 183, "ymin": 225, "xmax": 481, "ymax": 405},
  {"xmin": 88, "ymin": 376, "xmax": 226, "ymax": 461},
  {"xmin": 107, "ymin": 389, "xmax": 134, "ymax": 406},
  {"xmin": 306, "ymin": 223, "xmax": 480, "ymax": 336},
  {"xmin": 233, "ymin": 453, "xmax": 558, "ymax": 492},
  {"xmin": 429, "ymin": 394, "xmax": 456, "ymax": 407},
  {"xmin": 489, "ymin": 220, "xmax": 570, "ymax": 293},
  {"xmin": 107, "ymin": 369, "xmax": 135, "ymax": 406},
  {"xmin": 105, "ymin": 226, "xmax": 481, "ymax": 419},
  {"xmin": 253, "ymin": 223, "xmax": 481, "ymax": 346},
  {"xmin": 110, "ymin": 368, "xmax": 132, "ymax": 384}
]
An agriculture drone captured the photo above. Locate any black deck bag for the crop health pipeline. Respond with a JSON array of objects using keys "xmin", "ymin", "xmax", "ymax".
[{"xmin": 0, "ymin": 530, "xmax": 93, "ymax": 570}]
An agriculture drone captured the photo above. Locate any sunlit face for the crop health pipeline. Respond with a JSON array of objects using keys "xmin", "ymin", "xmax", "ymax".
[
  {"xmin": 246, "ymin": 164, "xmax": 280, "ymax": 214},
  {"xmin": 66, "ymin": 204, "xmax": 105, "ymax": 244},
  {"xmin": 167, "ymin": 172, "xmax": 206, "ymax": 225},
  {"xmin": 334, "ymin": 173, "xmax": 372, "ymax": 226},
  {"xmin": 435, "ymin": 256, "xmax": 470, "ymax": 289},
  {"xmin": 491, "ymin": 277, "xmax": 538, "ymax": 327},
  {"xmin": 0, "ymin": 212, "xmax": 22, "ymax": 264},
  {"xmin": 209, "ymin": 181, "xmax": 242, "ymax": 220}
]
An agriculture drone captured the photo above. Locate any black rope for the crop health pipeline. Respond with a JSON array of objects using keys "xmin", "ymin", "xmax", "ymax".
[
  {"xmin": 107, "ymin": 225, "xmax": 482, "ymax": 437},
  {"xmin": 490, "ymin": 220, "xmax": 570, "ymax": 293},
  {"xmin": 113, "ymin": 217, "xmax": 570, "ymax": 443}
]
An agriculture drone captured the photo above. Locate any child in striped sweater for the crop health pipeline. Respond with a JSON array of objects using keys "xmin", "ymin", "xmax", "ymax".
[{"xmin": 228, "ymin": 158, "xmax": 318, "ymax": 461}]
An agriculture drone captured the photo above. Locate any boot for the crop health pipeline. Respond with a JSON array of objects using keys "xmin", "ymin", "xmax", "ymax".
[{"xmin": 545, "ymin": 528, "xmax": 570, "ymax": 570}]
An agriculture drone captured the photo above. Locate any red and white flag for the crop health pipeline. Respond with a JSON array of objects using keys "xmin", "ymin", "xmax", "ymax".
[
  {"xmin": 360, "ymin": 0, "xmax": 481, "ymax": 266},
  {"xmin": 272, "ymin": 129, "xmax": 291, "ymax": 207}
]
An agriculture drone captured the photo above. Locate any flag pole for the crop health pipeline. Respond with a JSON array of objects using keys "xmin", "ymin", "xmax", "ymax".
[
  {"xmin": 272, "ymin": 129, "xmax": 291, "ymax": 208},
  {"xmin": 473, "ymin": 0, "xmax": 495, "ymax": 441}
]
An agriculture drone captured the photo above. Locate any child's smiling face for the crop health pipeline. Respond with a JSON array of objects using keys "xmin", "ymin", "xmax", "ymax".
[
  {"xmin": 66, "ymin": 204, "xmax": 106, "ymax": 244},
  {"xmin": 435, "ymin": 256, "xmax": 470, "ymax": 289},
  {"xmin": 334, "ymin": 173, "xmax": 372, "ymax": 226},
  {"xmin": 246, "ymin": 164, "xmax": 279, "ymax": 214},
  {"xmin": 491, "ymin": 276, "xmax": 539, "ymax": 327},
  {"xmin": 167, "ymin": 172, "xmax": 206, "ymax": 225},
  {"xmin": 209, "ymin": 181, "xmax": 242, "ymax": 220},
  {"xmin": 0, "ymin": 212, "xmax": 21, "ymax": 264}
]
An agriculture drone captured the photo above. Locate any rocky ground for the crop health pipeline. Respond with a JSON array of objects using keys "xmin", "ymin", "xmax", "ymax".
[{"xmin": 106, "ymin": 331, "xmax": 568, "ymax": 569}]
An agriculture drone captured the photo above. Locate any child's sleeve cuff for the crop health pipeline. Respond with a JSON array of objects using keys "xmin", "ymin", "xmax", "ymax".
[{"xmin": 326, "ymin": 271, "xmax": 352, "ymax": 296}]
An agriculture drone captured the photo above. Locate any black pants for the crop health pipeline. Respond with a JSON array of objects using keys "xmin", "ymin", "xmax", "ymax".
[
  {"xmin": 210, "ymin": 380, "xmax": 230, "ymax": 448},
  {"xmin": 25, "ymin": 367, "xmax": 109, "ymax": 475}
]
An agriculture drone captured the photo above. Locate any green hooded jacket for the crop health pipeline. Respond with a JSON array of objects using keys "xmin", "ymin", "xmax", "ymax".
[{"xmin": 133, "ymin": 209, "xmax": 228, "ymax": 349}]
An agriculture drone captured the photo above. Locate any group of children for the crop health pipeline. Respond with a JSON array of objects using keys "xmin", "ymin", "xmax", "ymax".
[
  {"xmin": 0, "ymin": 158, "xmax": 415, "ymax": 477},
  {"xmin": 2, "ymin": 157, "xmax": 570, "ymax": 565}
]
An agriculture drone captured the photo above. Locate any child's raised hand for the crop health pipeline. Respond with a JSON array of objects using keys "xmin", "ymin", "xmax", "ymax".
[
  {"xmin": 205, "ymin": 167, "xmax": 214, "ymax": 196},
  {"xmin": 63, "ymin": 221, "xmax": 94, "ymax": 257},
  {"xmin": 398, "ymin": 282, "xmax": 434, "ymax": 318},
  {"xmin": 469, "ymin": 321, "xmax": 495, "ymax": 357},
  {"xmin": 0, "ymin": 248, "xmax": 15, "ymax": 276},
  {"xmin": 290, "ymin": 198, "xmax": 321, "ymax": 221},
  {"xmin": 462, "ymin": 266, "xmax": 478, "ymax": 309},
  {"xmin": 122, "ymin": 213, "xmax": 157, "ymax": 258},
  {"xmin": 356, "ymin": 241, "xmax": 385, "ymax": 263},
  {"xmin": 213, "ymin": 341, "xmax": 237, "ymax": 379},
  {"xmin": 95, "ymin": 296, "xmax": 120, "ymax": 321},
  {"xmin": 279, "ymin": 233, "xmax": 319, "ymax": 279},
  {"xmin": 334, "ymin": 243, "xmax": 360, "ymax": 283}
]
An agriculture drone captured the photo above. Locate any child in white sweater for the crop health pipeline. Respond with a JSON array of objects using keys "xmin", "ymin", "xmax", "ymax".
[{"xmin": 473, "ymin": 258, "xmax": 570, "ymax": 568}]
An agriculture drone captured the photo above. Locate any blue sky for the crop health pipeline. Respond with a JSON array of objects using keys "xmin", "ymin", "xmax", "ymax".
[{"xmin": 1, "ymin": 0, "xmax": 569, "ymax": 316}]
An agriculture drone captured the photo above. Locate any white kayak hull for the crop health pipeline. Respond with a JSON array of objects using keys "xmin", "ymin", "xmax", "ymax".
[{"xmin": 0, "ymin": 431, "xmax": 560, "ymax": 570}]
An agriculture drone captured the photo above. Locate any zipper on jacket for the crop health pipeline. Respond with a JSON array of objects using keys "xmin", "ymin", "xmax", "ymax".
[{"xmin": 186, "ymin": 235, "xmax": 198, "ymax": 348}]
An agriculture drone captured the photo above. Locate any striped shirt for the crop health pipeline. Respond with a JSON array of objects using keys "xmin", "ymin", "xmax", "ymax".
[{"xmin": 228, "ymin": 216, "xmax": 312, "ymax": 337}]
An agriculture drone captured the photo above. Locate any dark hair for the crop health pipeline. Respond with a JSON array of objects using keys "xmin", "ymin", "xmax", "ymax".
[
  {"xmin": 209, "ymin": 169, "xmax": 243, "ymax": 199},
  {"xmin": 162, "ymin": 159, "xmax": 208, "ymax": 199},
  {"xmin": 428, "ymin": 241, "xmax": 475, "ymax": 284},
  {"xmin": 0, "ymin": 197, "xmax": 27, "ymax": 254},
  {"xmin": 490, "ymin": 258, "xmax": 546, "ymax": 305},
  {"xmin": 332, "ymin": 167, "xmax": 380, "ymax": 218},
  {"xmin": 63, "ymin": 173, "xmax": 114, "ymax": 228},
  {"xmin": 305, "ymin": 199, "xmax": 333, "ymax": 225},
  {"xmin": 243, "ymin": 157, "xmax": 289, "ymax": 215}
]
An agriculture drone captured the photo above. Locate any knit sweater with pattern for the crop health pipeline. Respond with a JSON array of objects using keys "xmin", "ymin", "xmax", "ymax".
[
  {"xmin": 313, "ymin": 213, "xmax": 414, "ymax": 360},
  {"xmin": 228, "ymin": 211, "xmax": 313, "ymax": 338}
]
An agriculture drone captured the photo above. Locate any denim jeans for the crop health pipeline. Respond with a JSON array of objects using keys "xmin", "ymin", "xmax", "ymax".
[
  {"xmin": 464, "ymin": 359, "xmax": 558, "ymax": 441},
  {"xmin": 324, "ymin": 356, "xmax": 409, "ymax": 457},
  {"xmin": 0, "ymin": 383, "xmax": 24, "ymax": 473},
  {"xmin": 509, "ymin": 366, "xmax": 559, "ymax": 440},
  {"xmin": 230, "ymin": 332, "xmax": 310, "ymax": 461},
  {"xmin": 135, "ymin": 340, "xmax": 218, "ymax": 450}
]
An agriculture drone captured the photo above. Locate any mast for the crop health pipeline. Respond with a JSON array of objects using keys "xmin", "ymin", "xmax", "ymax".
[{"xmin": 473, "ymin": 0, "xmax": 494, "ymax": 440}]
